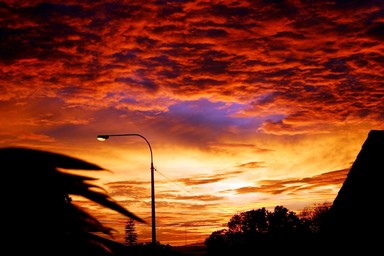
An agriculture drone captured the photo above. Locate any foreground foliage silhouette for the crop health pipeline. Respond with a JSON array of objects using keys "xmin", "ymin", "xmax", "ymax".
[{"xmin": 1, "ymin": 147, "xmax": 145, "ymax": 255}]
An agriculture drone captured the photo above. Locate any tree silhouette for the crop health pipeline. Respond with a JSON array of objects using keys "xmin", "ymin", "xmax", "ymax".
[
  {"xmin": 125, "ymin": 218, "xmax": 138, "ymax": 246},
  {"xmin": 228, "ymin": 208, "xmax": 268, "ymax": 234},
  {"xmin": 267, "ymin": 205, "xmax": 302, "ymax": 237},
  {"xmin": 1, "ymin": 146, "xmax": 146, "ymax": 256},
  {"xmin": 299, "ymin": 201, "xmax": 332, "ymax": 233}
]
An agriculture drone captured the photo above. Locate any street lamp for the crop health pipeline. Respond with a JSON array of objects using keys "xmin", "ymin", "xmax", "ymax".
[{"xmin": 97, "ymin": 133, "xmax": 156, "ymax": 244}]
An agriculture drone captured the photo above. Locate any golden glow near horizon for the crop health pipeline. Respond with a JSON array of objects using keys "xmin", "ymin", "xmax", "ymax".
[{"xmin": 1, "ymin": 0, "xmax": 383, "ymax": 246}]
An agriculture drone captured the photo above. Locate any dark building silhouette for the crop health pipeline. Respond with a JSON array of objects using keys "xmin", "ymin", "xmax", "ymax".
[{"xmin": 324, "ymin": 130, "xmax": 384, "ymax": 251}]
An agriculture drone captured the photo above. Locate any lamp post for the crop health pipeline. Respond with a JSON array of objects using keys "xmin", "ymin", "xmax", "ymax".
[{"xmin": 97, "ymin": 133, "xmax": 156, "ymax": 244}]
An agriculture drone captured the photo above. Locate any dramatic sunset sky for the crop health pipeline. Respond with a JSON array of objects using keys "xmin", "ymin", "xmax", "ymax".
[{"xmin": 1, "ymin": 0, "xmax": 383, "ymax": 246}]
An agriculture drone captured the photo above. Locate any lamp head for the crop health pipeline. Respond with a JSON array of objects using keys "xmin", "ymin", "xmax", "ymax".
[{"xmin": 97, "ymin": 135, "xmax": 109, "ymax": 141}]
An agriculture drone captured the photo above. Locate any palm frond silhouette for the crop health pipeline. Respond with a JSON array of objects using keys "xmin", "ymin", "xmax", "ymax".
[{"xmin": 1, "ymin": 146, "xmax": 145, "ymax": 255}]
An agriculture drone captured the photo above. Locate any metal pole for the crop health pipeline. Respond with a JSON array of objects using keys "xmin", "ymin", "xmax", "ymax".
[{"xmin": 97, "ymin": 133, "xmax": 156, "ymax": 244}]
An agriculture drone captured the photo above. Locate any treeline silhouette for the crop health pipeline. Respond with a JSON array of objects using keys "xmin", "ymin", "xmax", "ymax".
[
  {"xmin": 121, "ymin": 204, "xmax": 334, "ymax": 256},
  {"xmin": 204, "ymin": 204, "xmax": 332, "ymax": 255}
]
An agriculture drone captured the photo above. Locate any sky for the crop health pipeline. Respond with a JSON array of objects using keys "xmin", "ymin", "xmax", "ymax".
[{"xmin": 1, "ymin": 0, "xmax": 383, "ymax": 246}]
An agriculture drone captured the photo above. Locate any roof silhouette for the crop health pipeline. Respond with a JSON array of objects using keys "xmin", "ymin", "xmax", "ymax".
[{"xmin": 324, "ymin": 130, "xmax": 384, "ymax": 250}]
